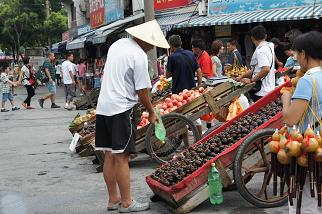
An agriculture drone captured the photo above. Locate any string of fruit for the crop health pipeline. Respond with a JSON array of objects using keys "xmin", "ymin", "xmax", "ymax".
[
  {"xmin": 150, "ymin": 99, "xmax": 282, "ymax": 187},
  {"xmin": 225, "ymin": 54, "xmax": 248, "ymax": 77},
  {"xmin": 269, "ymin": 125, "xmax": 322, "ymax": 212},
  {"xmin": 280, "ymin": 69, "xmax": 306, "ymax": 94},
  {"xmin": 137, "ymin": 87, "xmax": 205, "ymax": 129}
]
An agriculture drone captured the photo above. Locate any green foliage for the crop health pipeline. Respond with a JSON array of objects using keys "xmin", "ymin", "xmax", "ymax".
[{"xmin": 0, "ymin": 0, "xmax": 67, "ymax": 56}]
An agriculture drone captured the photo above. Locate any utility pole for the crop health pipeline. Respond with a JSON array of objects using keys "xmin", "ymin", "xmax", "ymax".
[
  {"xmin": 144, "ymin": 0, "xmax": 158, "ymax": 79},
  {"xmin": 45, "ymin": 0, "xmax": 52, "ymax": 48}
]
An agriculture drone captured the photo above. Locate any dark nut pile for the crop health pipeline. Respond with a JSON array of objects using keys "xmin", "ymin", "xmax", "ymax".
[
  {"xmin": 151, "ymin": 99, "xmax": 282, "ymax": 187},
  {"xmin": 81, "ymin": 122, "xmax": 96, "ymax": 136}
]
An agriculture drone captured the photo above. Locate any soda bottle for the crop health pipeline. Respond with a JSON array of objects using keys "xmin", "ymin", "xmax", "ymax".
[{"xmin": 208, "ymin": 163, "xmax": 223, "ymax": 205}]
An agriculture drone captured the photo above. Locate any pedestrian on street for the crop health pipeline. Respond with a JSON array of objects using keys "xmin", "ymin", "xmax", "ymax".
[
  {"xmin": 77, "ymin": 59, "xmax": 86, "ymax": 95},
  {"xmin": 55, "ymin": 61, "xmax": 62, "ymax": 86},
  {"xmin": 191, "ymin": 38, "xmax": 214, "ymax": 78},
  {"xmin": 38, "ymin": 52, "xmax": 60, "ymax": 109},
  {"xmin": 62, "ymin": 53, "xmax": 76, "ymax": 110},
  {"xmin": 1, "ymin": 65, "xmax": 20, "ymax": 112},
  {"xmin": 73, "ymin": 63, "xmax": 78, "ymax": 94},
  {"xmin": 282, "ymin": 31, "xmax": 322, "ymax": 214},
  {"xmin": 236, "ymin": 25, "xmax": 275, "ymax": 102},
  {"xmin": 19, "ymin": 56, "xmax": 35, "ymax": 109},
  {"xmin": 95, "ymin": 20, "xmax": 169, "ymax": 213}
]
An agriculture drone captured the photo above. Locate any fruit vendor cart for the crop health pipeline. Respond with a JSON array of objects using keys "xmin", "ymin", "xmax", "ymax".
[
  {"xmin": 146, "ymin": 82, "xmax": 291, "ymax": 213},
  {"xmin": 70, "ymin": 80, "xmax": 255, "ymax": 170}
]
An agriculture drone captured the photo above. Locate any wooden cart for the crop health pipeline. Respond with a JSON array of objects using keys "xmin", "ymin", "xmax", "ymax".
[{"xmin": 146, "ymin": 83, "xmax": 290, "ymax": 213}]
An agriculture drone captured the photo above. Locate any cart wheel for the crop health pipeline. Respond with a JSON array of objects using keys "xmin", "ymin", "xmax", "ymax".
[
  {"xmin": 233, "ymin": 128, "xmax": 288, "ymax": 208},
  {"xmin": 145, "ymin": 113, "xmax": 201, "ymax": 164}
]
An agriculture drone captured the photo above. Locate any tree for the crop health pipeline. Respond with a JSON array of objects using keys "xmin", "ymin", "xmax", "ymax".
[{"xmin": 44, "ymin": 10, "xmax": 68, "ymax": 44}]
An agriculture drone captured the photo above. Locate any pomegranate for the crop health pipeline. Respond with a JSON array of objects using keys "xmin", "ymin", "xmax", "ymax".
[
  {"xmin": 304, "ymin": 125, "xmax": 315, "ymax": 138},
  {"xmin": 279, "ymin": 134, "xmax": 288, "ymax": 149},
  {"xmin": 302, "ymin": 137, "xmax": 319, "ymax": 153},
  {"xmin": 268, "ymin": 141, "xmax": 280, "ymax": 153},
  {"xmin": 272, "ymin": 129, "xmax": 280, "ymax": 141},
  {"xmin": 297, "ymin": 154, "xmax": 308, "ymax": 167},
  {"xmin": 315, "ymin": 147, "xmax": 322, "ymax": 162},
  {"xmin": 277, "ymin": 149, "xmax": 291, "ymax": 165},
  {"xmin": 285, "ymin": 141, "xmax": 302, "ymax": 157}
]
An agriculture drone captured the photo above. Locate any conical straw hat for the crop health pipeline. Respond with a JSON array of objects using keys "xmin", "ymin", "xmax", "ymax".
[{"xmin": 126, "ymin": 20, "xmax": 170, "ymax": 49}]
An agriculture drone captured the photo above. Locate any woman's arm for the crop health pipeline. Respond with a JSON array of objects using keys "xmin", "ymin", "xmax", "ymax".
[
  {"xmin": 212, "ymin": 62, "xmax": 218, "ymax": 77},
  {"xmin": 282, "ymin": 91, "xmax": 309, "ymax": 127}
]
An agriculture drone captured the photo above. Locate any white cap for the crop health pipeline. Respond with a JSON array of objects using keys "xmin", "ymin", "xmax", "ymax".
[{"xmin": 126, "ymin": 20, "xmax": 170, "ymax": 49}]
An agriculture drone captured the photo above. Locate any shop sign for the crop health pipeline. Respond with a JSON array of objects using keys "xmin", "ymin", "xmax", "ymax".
[
  {"xmin": 215, "ymin": 25, "xmax": 231, "ymax": 37},
  {"xmin": 105, "ymin": 0, "xmax": 124, "ymax": 24},
  {"xmin": 62, "ymin": 31, "xmax": 70, "ymax": 41},
  {"xmin": 208, "ymin": 0, "xmax": 322, "ymax": 16},
  {"xmin": 90, "ymin": 0, "xmax": 105, "ymax": 29},
  {"xmin": 77, "ymin": 24, "xmax": 91, "ymax": 36},
  {"xmin": 154, "ymin": 0, "xmax": 191, "ymax": 11}
]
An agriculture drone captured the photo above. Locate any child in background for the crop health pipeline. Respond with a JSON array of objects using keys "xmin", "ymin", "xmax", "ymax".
[{"xmin": 1, "ymin": 65, "xmax": 20, "ymax": 112}]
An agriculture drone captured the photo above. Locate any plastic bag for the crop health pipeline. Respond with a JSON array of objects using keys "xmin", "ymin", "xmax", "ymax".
[
  {"xmin": 154, "ymin": 108, "xmax": 166, "ymax": 142},
  {"xmin": 239, "ymin": 94, "xmax": 249, "ymax": 110},
  {"xmin": 226, "ymin": 99, "xmax": 244, "ymax": 121}
]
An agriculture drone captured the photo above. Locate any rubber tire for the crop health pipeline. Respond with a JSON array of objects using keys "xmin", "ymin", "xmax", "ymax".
[
  {"xmin": 145, "ymin": 113, "xmax": 201, "ymax": 164},
  {"xmin": 233, "ymin": 128, "xmax": 288, "ymax": 208}
]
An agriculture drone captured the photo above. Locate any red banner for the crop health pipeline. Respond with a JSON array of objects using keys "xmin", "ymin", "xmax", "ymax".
[
  {"xmin": 90, "ymin": 0, "xmax": 105, "ymax": 29},
  {"xmin": 154, "ymin": 0, "xmax": 190, "ymax": 11}
]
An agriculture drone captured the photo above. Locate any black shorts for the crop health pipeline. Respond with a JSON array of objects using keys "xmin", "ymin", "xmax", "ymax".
[{"xmin": 95, "ymin": 109, "xmax": 136, "ymax": 154}]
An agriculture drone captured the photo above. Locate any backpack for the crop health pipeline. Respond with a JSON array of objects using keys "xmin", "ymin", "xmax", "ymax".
[{"xmin": 36, "ymin": 66, "xmax": 49, "ymax": 84}]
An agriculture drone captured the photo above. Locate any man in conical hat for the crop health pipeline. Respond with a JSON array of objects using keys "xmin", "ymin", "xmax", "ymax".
[{"xmin": 95, "ymin": 20, "xmax": 169, "ymax": 213}]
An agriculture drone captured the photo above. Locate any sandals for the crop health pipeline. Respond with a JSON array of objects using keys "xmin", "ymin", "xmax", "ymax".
[{"xmin": 107, "ymin": 201, "xmax": 121, "ymax": 211}]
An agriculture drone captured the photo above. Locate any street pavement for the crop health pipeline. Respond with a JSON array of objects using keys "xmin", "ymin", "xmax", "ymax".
[{"xmin": 0, "ymin": 86, "xmax": 289, "ymax": 214}]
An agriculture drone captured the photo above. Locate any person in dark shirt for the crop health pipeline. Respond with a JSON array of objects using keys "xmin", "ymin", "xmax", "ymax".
[
  {"xmin": 224, "ymin": 39, "xmax": 244, "ymax": 71},
  {"xmin": 166, "ymin": 35, "xmax": 203, "ymax": 136},
  {"xmin": 166, "ymin": 35, "xmax": 202, "ymax": 94}
]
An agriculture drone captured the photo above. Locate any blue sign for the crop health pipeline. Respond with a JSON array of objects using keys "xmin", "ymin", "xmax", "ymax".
[
  {"xmin": 77, "ymin": 24, "xmax": 91, "ymax": 36},
  {"xmin": 105, "ymin": 0, "xmax": 124, "ymax": 24},
  {"xmin": 208, "ymin": 0, "xmax": 322, "ymax": 15}
]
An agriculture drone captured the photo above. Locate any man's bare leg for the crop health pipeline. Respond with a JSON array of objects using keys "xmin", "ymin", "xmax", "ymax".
[
  {"xmin": 114, "ymin": 153, "xmax": 132, "ymax": 208},
  {"xmin": 103, "ymin": 152, "xmax": 120, "ymax": 205}
]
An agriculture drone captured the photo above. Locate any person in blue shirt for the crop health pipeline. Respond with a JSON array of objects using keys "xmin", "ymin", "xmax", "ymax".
[
  {"xmin": 224, "ymin": 39, "xmax": 244, "ymax": 71},
  {"xmin": 282, "ymin": 31, "xmax": 322, "ymax": 214},
  {"xmin": 166, "ymin": 35, "xmax": 202, "ymax": 94},
  {"xmin": 283, "ymin": 44, "xmax": 300, "ymax": 68}
]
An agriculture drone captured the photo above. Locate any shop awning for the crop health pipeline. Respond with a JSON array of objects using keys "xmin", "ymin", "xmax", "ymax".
[
  {"xmin": 66, "ymin": 31, "xmax": 95, "ymax": 50},
  {"xmin": 176, "ymin": 5, "xmax": 322, "ymax": 28},
  {"xmin": 86, "ymin": 12, "xmax": 144, "ymax": 45},
  {"xmin": 156, "ymin": 12, "xmax": 196, "ymax": 32}
]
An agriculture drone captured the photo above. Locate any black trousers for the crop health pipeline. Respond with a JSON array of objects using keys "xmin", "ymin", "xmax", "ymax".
[{"xmin": 24, "ymin": 85, "xmax": 35, "ymax": 106}]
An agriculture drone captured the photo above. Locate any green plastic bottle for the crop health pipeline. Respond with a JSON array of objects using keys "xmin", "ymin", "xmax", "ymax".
[
  {"xmin": 154, "ymin": 108, "xmax": 166, "ymax": 143},
  {"xmin": 208, "ymin": 163, "xmax": 223, "ymax": 205}
]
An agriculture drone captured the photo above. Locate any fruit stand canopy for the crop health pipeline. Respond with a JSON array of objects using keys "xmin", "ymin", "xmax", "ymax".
[{"xmin": 175, "ymin": 5, "xmax": 322, "ymax": 28}]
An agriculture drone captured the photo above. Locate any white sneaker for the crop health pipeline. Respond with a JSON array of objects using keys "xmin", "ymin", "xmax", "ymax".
[{"xmin": 118, "ymin": 200, "xmax": 150, "ymax": 213}]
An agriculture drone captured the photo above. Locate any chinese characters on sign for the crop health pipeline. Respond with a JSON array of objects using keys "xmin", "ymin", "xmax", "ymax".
[
  {"xmin": 208, "ymin": 0, "xmax": 322, "ymax": 16},
  {"xmin": 154, "ymin": 0, "xmax": 190, "ymax": 11},
  {"xmin": 105, "ymin": 0, "xmax": 124, "ymax": 24},
  {"xmin": 90, "ymin": 0, "xmax": 105, "ymax": 29}
]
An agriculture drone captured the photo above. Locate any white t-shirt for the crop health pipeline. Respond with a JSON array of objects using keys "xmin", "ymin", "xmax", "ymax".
[
  {"xmin": 251, "ymin": 41, "xmax": 276, "ymax": 97},
  {"xmin": 21, "ymin": 65, "xmax": 30, "ymax": 86},
  {"xmin": 62, "ymin": 60, "xmax": 74, "ymax": 84},
  {"xmin": 96, "ymin": 38, "xmax": 152, "ymax": 116}
]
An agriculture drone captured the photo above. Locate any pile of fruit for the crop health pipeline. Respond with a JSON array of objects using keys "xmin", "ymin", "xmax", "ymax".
[
  {"xmin": 225, "ymin": 66, "xmax": 248, "ymax": 78},
  {"xmin": 137, "ymin": 87, "xmax": 205, "ymax": 129},
  {"xmin": 69, "ymin": 109, "xmax": 96, "ymax": 128},
  {"xmin": 151, "ymin": 99, "xmax": 282, "ymax": 186},
  {"xmin": 281, "ymin": 69, "xmax": 305, "ymax": 94},
  {"xmin": 269, "ymin": 125, "xmax": 322, "ymax": 210},
  {"xmin": 157, "ymin": 76, "xmax": 171, "ymax": 92},
  {"xmin": 80, "ymin": 122, "xmax": 96, "ymax": 136}
]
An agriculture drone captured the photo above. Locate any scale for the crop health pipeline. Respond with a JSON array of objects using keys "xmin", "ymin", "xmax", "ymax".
[{"xmin": 205, "ymin": 76, "xmax": 231, "ymax": 86}]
